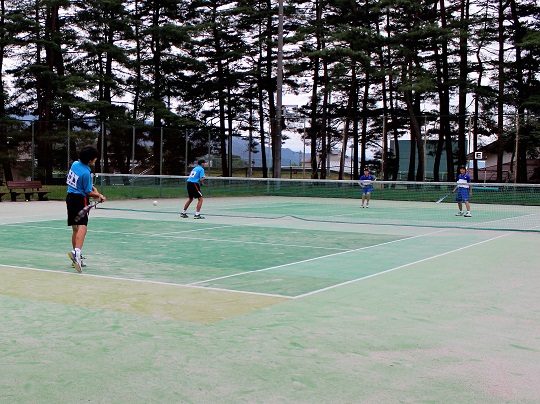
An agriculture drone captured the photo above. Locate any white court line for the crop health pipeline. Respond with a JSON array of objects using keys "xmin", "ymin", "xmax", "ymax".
[
  {"xmin": 187, "ymin": 229, "xmax": 446, "ymax": 286},
  {"xmin": 473, "ymin": 212, "xmax": 540, "ymax": 226},
  {"xmin": 0, "ymin": 264, "xmax": 292, "ymax": 299},
  {"xmin": 3, "ymin": 223, "xmax": 348, "ymax": 251},
  {"xmin": 295, "ymin": 232, "xmax": 512, "ymax": 298}
]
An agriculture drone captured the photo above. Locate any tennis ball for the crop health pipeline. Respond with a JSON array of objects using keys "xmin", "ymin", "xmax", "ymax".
[{"xmin": 153, "ymin": 200, "xmax": 158, "ymax": 206}]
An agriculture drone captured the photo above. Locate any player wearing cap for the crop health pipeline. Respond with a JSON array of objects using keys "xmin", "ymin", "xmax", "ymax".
[
  {"xmin": 359, "ymin": 168, "xmax": 375, "ymax": 208},
  {"xmin": 181, "ymin": 159, "xmax": 206, "ymax": 219},
  {"xmin": 453, "ymin": 165, "xmax": 472, "ymax": 217}
]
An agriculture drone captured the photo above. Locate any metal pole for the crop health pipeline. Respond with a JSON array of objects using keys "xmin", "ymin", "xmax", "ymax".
[
  {"xmin": 159, "ymin": 127, "xmax": 163, "ymax": 195},
  {"xmin": 207, "ymin": 131, "xmax": 211, "ymax": 177},
  {"xmin": 423, "ymin": 115, "xmax": 427, "ymax": 181},
  {"xmin": 514, "ymin": 113, "xmax": 519, "ymax": 184},
  {"xmin": 31, "ymin": 121, "xmax": 35, "ymax": 180},
  {"xmin": 160, "ymin": 127, "xmax": 163, "ymax": 177},
  {"xmin": 185, "ymin": 129, "xmax": 188, "ymax": 175},
  {"xmin": 350, "ymin": 144, "xmax": 353, "ymax": 180},
  {"xmin": 100, "ymin": 122, "xmax": 105, "ymax": 174},
  {"xmin": 303, "ymin": 118, "xmax": 306, "ymax": 179},
  {"xmin": 248, "ymin": 107, "xmax": 253, "ymax": 177},
  {"xmin": 131, "ymin": 125, "xmax": 135, "ymax": 176},
  {"xmin": 67, "ymin": 119, "xmax": 71, "ymax": 173},
  {"xmin": 131, "ymin": 125, "xmax": 136, "ymax": 198}
]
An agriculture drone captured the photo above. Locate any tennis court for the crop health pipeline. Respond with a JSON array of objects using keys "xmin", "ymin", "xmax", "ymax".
[{"xmin": 1, "ymin": 190, "xmax": 539, "ymax": 403}]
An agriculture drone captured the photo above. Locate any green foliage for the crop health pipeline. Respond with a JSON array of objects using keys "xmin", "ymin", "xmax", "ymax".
[{"xmin": 0, "ymin": 0, "xmax": 539, "ymax": 183}]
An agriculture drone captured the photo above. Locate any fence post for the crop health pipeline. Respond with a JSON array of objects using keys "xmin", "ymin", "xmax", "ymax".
[
  {"xmin": 101, "ymin": 122, "xmax": 105, "ymax": 174},
  {"xmin": 67, "ymin": 119, "xmax": 71, "ymax": 173},
  {"xmin": 185, "ymin": 129, "xmax": 189, "ymax": 175},
  {"xmin": 31, "ymin": 120, "xmax": 35, "ymax": 180}
]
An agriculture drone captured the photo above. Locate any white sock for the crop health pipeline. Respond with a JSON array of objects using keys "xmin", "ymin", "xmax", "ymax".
[
  {"xmin": 195, "ymin": 212, "xmax": 200, "ymax": 215},
  {"xmin": 74, "ymin": 248, "xmax": 81, "ymax": 257}
]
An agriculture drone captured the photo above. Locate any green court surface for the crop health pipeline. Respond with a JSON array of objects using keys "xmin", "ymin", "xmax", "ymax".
[{"xmin": 1, "ymin": 199, "xmax": 539, "ymax": 403}]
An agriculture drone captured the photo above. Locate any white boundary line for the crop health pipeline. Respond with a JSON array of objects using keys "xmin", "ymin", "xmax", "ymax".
[
  {"xmin": 0, "ymin": 264, "xmax": 292, "ymax": 300},
  {"xmin": 473, "ymin": 212, "xmax": 540, "ymax": 227},
  {"xmin": 188, "ymin": 229, "xmax": 446, "ymax": 286},
  {"xmin": 294, "ymin": 232, "xmax": 512, "ymax": 298},
  {"xmin": 3, "ymin": 223, "xmax": 350, "ymax": 251}
]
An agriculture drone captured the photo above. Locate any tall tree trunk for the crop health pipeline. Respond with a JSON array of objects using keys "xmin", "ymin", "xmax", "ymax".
[
  {"xmin": 320, "ymin": 56, "xmax": 329, "ymax": 180},
  {"xmin": 360, "ymin": 71, "xmax": 370, "ymax": 173},
  {"xmin": 509, "ymin": 0, "xmax": 526, "ymax": 182},
  {"xmin": 264, "ymin": 0, "xmax": 276, "ymax": 177},
  {"xmin": 338, "ymin": 64, "xmax": 357, "ymax": 180},
  {"xmin": 496, "ymin": 0, "xmax": 505, "ymax": 181},
  {"xmin": 309, "ymin": 0, "xmax": 322, "ymax": 179},
  {"xmin": 457, "ymin": 0, "xmax": 470, "ymax": 168},
  {"xmin": 439, "ymin": 0, "xmax": 454, "ymax": 182},
  {"xmin": 0, "ymin": 0, "xmax": 14, "ymax": 181}
]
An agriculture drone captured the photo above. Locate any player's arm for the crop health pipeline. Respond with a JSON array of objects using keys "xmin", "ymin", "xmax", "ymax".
[{"xmin": 87, "ymin": 185, "xmax": 106, "ymax": 201}]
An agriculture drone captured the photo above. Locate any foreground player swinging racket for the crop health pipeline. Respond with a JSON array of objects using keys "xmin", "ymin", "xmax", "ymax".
[{"xmin": 66, "ymin": 145, "xmax": 106, "ymax": 273}]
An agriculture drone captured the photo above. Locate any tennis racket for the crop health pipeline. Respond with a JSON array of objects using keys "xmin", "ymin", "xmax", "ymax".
[
  {"xmin": 75, "ymin": 200, "xmax": 103, "ymax": 222},
  {"xmin": 359, "ymin": 180, "xmax": 373, "ymax": 187},
  {"xmin": 435, "ymin": 193, "xmax": 451, "ymax": 203}
]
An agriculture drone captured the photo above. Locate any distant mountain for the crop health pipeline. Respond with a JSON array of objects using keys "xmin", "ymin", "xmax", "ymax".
[{"xmin": 232, "ymin": 137, "xmax": 307, "ymax": 167}]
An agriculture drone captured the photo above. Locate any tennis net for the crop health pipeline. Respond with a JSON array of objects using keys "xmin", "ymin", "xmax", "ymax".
[{"xmin": 94, "ymin": 174, "xmax": 540, "ymax": 232}]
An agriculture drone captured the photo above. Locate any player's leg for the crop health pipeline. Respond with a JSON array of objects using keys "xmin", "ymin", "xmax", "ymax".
[
  {"xmin": 464, "ymin": 199, "xmax": 471, "ymax": 217},
  {"xmin": 74, "ymin": 225, "xmax": 88, "ymax": 249},
  {"xmin": 71, "ymin": 225, "xmax": 87, "ymax": 268},
  {"xmin": 456, "ymin": 202, "xmax": 463, "ymax": 216},
  {"xmin": 182, "ymin": 182, "xmax": 195, "ymax": 217},
  {"xmin": 181, "ymin": 196, "xmax": 193, "ymax": 217},
  {"xmin": 365, "ymin": 191, "xmax": 371, "ymax": 207},
  {"xmin": 67, "ymin": 194, "xmax": 86, "ymax": 272},
  {"xmin": 183, "ymin": 198, "xmax": 193, "ymax": 211},
  {"xmin": 72, "ymin": 226, "xmax": 78, "ymax": 249},
  {"xmin": 194, "ymin": 197, "xmax": 204, "ymax": 219},
  {"xmin": 455, "ymin": 189, "xmax": 464, "ymax": 216}
]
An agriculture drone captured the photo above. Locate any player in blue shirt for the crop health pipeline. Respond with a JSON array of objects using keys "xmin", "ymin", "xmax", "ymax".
[
  {"xmin": 66, "ymin": 146, "xmax": 106, "ymax": 272},
  {"xmin": 453, "ymin": 165, "xmax": 472, "ymax": 217},
  {"xmin": 359, "ymin": 168, "xmax": 375, "ymax": 208},
  {"xmin": 181, "ymin": 159, "xmax": 206, "ymax": 219}
]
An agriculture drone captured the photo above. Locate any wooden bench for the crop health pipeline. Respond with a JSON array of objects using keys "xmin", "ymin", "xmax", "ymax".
[{"xmin": 6, "ymin": 181, "xmax": 50, "ymax": 202}]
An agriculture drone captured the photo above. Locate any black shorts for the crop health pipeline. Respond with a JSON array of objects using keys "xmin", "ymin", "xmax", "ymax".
[
  {"xmin": 66, "ymin": 193, "xmax": 89, "ymax": 226},
  {"xmin": 187, "ymin": 182, "xmax": 203, "ymax": 199}
]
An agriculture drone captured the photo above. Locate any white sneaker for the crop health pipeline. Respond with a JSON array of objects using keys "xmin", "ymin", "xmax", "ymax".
[
  {"xmin": 464, "ymin": 212, "xmax": 471, "ymax": 217},
  {"xmin": 455, "ymin": 211, "xmax": 464, "ymax": 216},
  {"xmin": 68, "ymin": 250, "xmax": 83, "ymax": 273},
  {"xmin": 72, "ymin": 255, "xmax": 87, "ymax": 268}
]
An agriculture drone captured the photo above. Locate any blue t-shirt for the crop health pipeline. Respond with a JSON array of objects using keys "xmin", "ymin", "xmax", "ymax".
[
  {"xmin": 66, "ymin": 161, "xmax": 93, "ymax": 195},
  {"xmin": 456, "ymin": 173, "xmax": 471, "ymax": 188},
  {"xmin": 359, "ymin": 174, "xmax": 375, "ymax": 186},
  {"xmin": 187, "ymin": 165, "xmax": 205, "ymax": 184}
]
